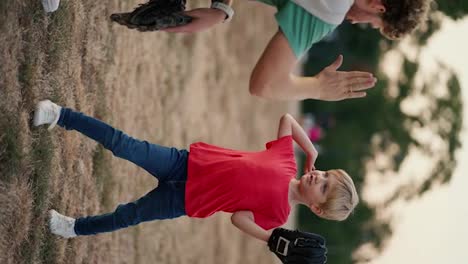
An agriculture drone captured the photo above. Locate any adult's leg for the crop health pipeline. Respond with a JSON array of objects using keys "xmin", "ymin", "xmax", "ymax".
[
  {"xmin": 58, "ymin": 108, "xmax": 188, "ymax": 181},
  {"xmin": 74, "ymin": 181, "xmax": 186, "ymax": 236}
]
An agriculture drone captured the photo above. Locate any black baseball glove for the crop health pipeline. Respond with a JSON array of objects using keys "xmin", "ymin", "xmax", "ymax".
[
  {"xmin": 110, "ymin": 0, "xmax": 192, "ymax": 32},
  {"xmin": 268, "ymin": 228, "xmax": 327, "ymax": 264}
]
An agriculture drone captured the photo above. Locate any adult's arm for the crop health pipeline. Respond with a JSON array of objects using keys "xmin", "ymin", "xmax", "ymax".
[
  {"xmin": 231, "ymin": 211, "xmax": 272, "ymax": 242},
  {"xmin": 164, "ymin": 3, "xmax": 376, "ymax": 101},
  {"xmin": 277, "ymin": 113, "xmax": 317, "ymax": 172},
  {"xmin": 249, "ymin": 30, "xmax": 376, "ymax": 101}
]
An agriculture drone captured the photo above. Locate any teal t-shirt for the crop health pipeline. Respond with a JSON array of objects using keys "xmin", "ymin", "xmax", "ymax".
[{"xmin": 256, "ymin": 0, "xmax": 337, "ymax": 58}]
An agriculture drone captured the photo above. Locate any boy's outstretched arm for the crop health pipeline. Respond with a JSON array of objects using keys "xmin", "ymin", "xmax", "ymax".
[
  {"xmin": 278, "ymin": 113, "xmax": 317, "ymax": 172},
  {"xmin": 231, "ymin": 211, "xmax": 272, "ymax": 242}
]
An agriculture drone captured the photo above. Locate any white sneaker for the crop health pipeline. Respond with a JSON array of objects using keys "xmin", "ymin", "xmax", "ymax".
[
  {"xmin": 33, "ymin": 100, "xmax": 62, "ymax": 130},
  {"xmin": 49, "ymin": 209, "xmax": 77, "ymax": 238},
  {"xmin": 42, "ymin": 0, "xmax": 60, "ymax": 13}
]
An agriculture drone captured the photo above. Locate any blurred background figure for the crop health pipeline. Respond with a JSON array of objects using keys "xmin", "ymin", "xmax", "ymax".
[
  {"xmin": 299, "ymin": 112, "xmax": 337, "ymax": 155},
  {"xmin": 302, "ymin": 113, "xmax": 322, "ymax": 142},
  {"xmin": 298, "ymin": 113, "xmax": 324, "ymax": 155}
]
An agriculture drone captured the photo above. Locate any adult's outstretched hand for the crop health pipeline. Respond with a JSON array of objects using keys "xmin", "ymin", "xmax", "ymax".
[
  {"xmin": 315, "ymin": 55, "xmax": 377, "ymax": 101},
  {"xmin": 162, "ymin": 8, "xmax": 226, "ymax": 33}
]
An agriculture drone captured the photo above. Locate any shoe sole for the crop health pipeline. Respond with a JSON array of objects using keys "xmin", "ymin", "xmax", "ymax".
[
  {"xmin": 33, "ymin": 100, "xmax": 55, "ymax": 129},
  {"xmin": 42, "ymin": 0, "xmax": 59, "ymax": 13},
  {"xmin": 33, "ymin": 102, "xmax": 44, "ymax": 127}
]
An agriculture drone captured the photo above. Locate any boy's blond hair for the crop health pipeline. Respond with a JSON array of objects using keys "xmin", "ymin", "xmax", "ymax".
[{"xmin": 319, "ymin": 169, "xmax": 359, "ymax": 221}]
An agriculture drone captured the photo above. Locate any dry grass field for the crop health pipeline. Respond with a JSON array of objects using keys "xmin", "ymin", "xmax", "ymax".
[{"xmin": 0, "ymin": 0, "xmax": 298, "ymax": 263}]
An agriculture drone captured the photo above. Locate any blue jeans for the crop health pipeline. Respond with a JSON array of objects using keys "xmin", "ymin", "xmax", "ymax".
[{"xmin": 57, "ymin": 108, "xmax": 189, "ymax": 236}]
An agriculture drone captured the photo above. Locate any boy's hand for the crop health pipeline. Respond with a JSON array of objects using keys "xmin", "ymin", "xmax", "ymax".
[
  {"xmin": 268, "ymin": 228, "xmax": 327, "ymax": 264},
  {"xmin": 304, "ymin": 150, "xmax": 318, "ymax": 173}
]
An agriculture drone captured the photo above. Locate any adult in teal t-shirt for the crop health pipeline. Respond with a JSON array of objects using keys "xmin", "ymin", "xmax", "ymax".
[
  {"xmin": 256, "ymin": 0, "xmax": 337, "ymax": 58},
  {"xmin": 45, "ymin": 0, "xmax": 430, "ymax": 101},
  {"xmin": 163, "ymin": 0, "xmax": 429, "ymax": 101}
]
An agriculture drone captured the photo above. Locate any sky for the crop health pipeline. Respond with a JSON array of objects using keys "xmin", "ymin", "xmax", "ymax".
[{"xmin": 360, "ymin": 17, "xmax": 468, "ymax": 263}]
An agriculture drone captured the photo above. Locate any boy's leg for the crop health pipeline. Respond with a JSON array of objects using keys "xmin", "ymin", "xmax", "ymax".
[
  {"xmin": 73, "ymin": 181, "xmax": 186, "ymax": 236},
  {"xmin": 58, "ymin": 107, "xmax": 188, "ymax": 181}
]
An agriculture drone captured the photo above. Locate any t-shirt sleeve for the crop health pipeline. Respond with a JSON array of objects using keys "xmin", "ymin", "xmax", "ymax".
[
  {"xmin": 275, "ymin": 2, "xmax": 337, "ymax": 58},
  {"xmin": 253, "ymin": 211, "xmax": 283, "ymax": 230},
  {"xmin": 265, "ymin": 135, "xmax": 293, "ymax": 149}
]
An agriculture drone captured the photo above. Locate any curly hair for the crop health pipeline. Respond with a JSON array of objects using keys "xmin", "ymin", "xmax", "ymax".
[{"xmin": 381, "ymin": 0, "xmax": 432, "ymax": 39}]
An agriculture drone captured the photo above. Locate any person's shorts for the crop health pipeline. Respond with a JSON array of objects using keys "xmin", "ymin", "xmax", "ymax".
[{"xmin": 254, "ymin": 0, "xmax": 336, "ymax": 58}]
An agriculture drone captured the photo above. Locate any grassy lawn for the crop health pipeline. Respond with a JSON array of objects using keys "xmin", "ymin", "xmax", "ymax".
[{"xmin": 0, "ymin": 1, "xmax": 114, "ymax": 263}]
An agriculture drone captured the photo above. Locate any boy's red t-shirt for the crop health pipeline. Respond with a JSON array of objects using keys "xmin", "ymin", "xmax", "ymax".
[{"xmin": 185, "ymin": 135, "xmax": 297, "ymax": 230}]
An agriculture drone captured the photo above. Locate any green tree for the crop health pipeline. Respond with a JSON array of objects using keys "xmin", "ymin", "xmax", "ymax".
[
  {"xmin": 436, "ymin": 0, "xmax": 468, "ymax": 20},
  {"xmin": 299, "ymin": 8, "xmax": 465, "ymax": 264}
]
